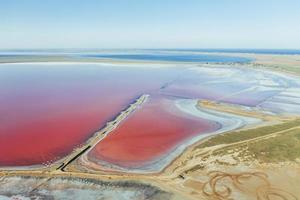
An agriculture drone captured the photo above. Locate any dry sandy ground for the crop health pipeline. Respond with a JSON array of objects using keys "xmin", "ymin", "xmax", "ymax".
[
  {"xmin": 147, "ymin": 100, "xmax": 300, "ymax": 200},
  {"xmin": 158, "ymin": 135, "xmax": 300, "ymax": 200}
]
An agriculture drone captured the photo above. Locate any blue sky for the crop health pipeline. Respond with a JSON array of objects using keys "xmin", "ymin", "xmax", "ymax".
[{"xmin": 1, "ymin": 0, "xmax": 300, "ymax": 49}]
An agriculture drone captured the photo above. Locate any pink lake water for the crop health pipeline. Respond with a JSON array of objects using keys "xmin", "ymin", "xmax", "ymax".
[
  {"xmin": 87, "ymin": 95, "xmax": 218, "ymax": 169},
  {"xmin": 0, "ymin": 63, "xmax": 290, "ymax": 167},
  {"xmin": 0, "ymin": 63, "xmax": 179, "ymax": 166}
]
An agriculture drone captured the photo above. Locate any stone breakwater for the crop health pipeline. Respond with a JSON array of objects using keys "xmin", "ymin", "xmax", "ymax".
[{"xmin": 61, "ymin": 94, "xmax": 149, "ymax": 171}]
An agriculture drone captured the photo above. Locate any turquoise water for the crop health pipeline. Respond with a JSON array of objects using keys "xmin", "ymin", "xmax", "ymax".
[
  {"xmin": 158, "ymin": 49, "xmax": 300, "ymax": 55},
  {"xmin": 2, "ymin": 49, "xmax": 300, "ymax": 63},
  {"xmin": 0, "ymin": 50, "xmax": 253, "ymax": 63},
  {"xmin": 83, "ymin": 53, "xmax": 252, "ymax": 63}
]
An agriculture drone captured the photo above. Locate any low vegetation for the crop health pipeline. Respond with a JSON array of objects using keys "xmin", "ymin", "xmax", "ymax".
[
  {"xmin": 245, "ymin": 128, "xmax": 300, "ymax": 162},
  {"xmin": 211, "ymin": 128, "xmax": 300, "ymax": 163},
  {"xmin": 196, "ymin": 119, "xmax": 300, "ymax": 148}
]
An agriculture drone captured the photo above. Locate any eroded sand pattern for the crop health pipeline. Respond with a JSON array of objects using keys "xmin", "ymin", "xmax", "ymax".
[{"xmin": 0, "ymin": 176, "xmax": 173, "ymax": 200}]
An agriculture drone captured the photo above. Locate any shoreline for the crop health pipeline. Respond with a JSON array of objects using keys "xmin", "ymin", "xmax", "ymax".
[
  {"xmin": 1, "ymin": 60, "xmax": 297, "ymax": 172},
  {"xmin": 1, "ymin": 102, "xmax": 299, "ymax": 200},
  {"xmin": 77, "ymin": 98, "xmax": 261, "ymax": 174}
]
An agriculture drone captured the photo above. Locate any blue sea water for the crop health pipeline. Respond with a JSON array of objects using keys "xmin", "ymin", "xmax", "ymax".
[
  {"xmin": 83, "ymin": 53, "xmax": 252, "ymax": 63},
  {"xmin": 160, "ymin": 49, "xmax": 300, "ymax": 55},
  {"xmin": 1, "ymin": 49, "xmax": 300, "ymax": 63}
]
